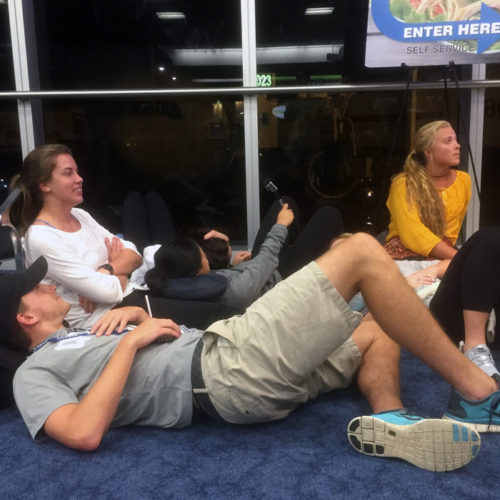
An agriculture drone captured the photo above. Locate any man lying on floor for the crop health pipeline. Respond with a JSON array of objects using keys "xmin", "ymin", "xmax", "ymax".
[{"xmin": 4, "ymin": 233, "xmax": 500, "ymax": 472}]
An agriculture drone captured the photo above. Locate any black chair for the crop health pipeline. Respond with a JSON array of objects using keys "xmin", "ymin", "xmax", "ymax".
[
  {"xmin": 0, "ymin": 187, "xmax": 28, "ymax": 408},
  {"xmin": 145, "ymin": 190, "xmax": 175, "ymax": 245},
  {"xmin": 0, "ymin": 187, "xmax": 24, "ymax": 272},
  {"xmin": 0, "ymin": 226, "xmax": 24, "ymax": 272},
  {"xmin": 122, "ymin": 190, "xmax": 176, "ymax": 253}
]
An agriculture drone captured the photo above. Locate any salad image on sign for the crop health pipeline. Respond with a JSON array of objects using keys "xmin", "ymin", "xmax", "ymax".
[{"xmin": 366, "ymin": 1, "xmax": 500, "ymax": 67}]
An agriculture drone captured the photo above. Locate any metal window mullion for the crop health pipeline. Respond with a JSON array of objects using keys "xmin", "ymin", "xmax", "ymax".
[
  {"xmin": 465, "ymin": 64, "xmax": 485, "ymax": 238},
  {"xmin": 241, "ymin": 0, "xmax": 260, "ymax": 246},
  {"xmin": 8, "ymin": 0, "xmax": 37, "ymax": 157}
]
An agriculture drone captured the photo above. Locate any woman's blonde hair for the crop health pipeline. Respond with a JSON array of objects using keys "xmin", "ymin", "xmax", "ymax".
[
  {"xmin": 9, "ymin": 144, "xmax": 72, "ymax": 235},
  {"xmin": 397, "ymin": 120, "xmax": 453, "ymax": 237}
]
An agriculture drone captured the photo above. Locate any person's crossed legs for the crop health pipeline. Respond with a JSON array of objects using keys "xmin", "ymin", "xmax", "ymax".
[
  {"xmin": 203, "ymin": 233, "xmax": 496, "ymax": 471},
  {"xmin": 315, "ymin": 233, "xmax": 496, "ymax": 401}
]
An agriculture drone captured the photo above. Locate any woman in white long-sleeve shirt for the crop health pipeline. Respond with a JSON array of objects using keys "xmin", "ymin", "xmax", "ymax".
[{"xmin": 9, "ymin": 144, "xmax": 142, "ymax": 328}]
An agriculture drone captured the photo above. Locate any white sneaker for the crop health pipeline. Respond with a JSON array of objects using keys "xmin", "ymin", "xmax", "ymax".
[{"xmin": 462, "ymin": 343, "xmax": 500, "ymax": 377}]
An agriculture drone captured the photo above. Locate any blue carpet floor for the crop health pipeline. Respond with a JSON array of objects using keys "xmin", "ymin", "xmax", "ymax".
[{"xmin": 1, "ymin": 349, "xmax": 499, "ymax": 499}]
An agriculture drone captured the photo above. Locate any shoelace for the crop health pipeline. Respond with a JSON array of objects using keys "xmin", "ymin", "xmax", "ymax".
[
  {"xmin": 467, "ymin": 345, "xmax": 496, "ymax": 369},
  {"xmin": 485, "ymin": 393, "xmax": 500, "ymax": 429}
]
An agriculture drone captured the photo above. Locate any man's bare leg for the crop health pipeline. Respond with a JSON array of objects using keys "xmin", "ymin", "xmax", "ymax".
[
  {"xmin": 315, "ymin": 233, "xmax": 497, "ymax": 400},
  {"xmin": 352, "ymin": 317, "xmax": 402, "ymax": 413},
  {"xmin": 347, "ymin": 316, "xmax": 481, "ymax": 472}
]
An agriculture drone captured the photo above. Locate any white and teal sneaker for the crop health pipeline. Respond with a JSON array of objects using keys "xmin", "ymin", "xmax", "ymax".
[
  {"xmin": 444, "ymin": 385, "xmax": 500, "ymax": 433},
  {"xmin": 347, "ymin": 409, "xmax": 480, "ymax": 472}
]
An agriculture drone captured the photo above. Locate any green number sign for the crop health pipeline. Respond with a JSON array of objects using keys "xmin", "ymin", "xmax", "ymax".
[{"xmin": 257, "ymin": 74, "xmax": 274, "ymax": 87}]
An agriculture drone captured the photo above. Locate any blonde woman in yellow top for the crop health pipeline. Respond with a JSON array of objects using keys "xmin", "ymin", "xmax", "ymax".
[{"xmin": 385, "ymin": 120, "xmax": 471, "ymax": 260}]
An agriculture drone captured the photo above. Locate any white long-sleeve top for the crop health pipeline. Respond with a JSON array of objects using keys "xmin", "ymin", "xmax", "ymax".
[{"xmin": 24, "ymin": 208, "xmax": 140, "ymax": 328}]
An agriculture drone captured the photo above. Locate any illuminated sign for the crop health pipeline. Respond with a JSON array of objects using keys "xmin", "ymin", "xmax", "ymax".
[
  {"xmin": 366, "ymin": 0, "xmax": 500, "ymax": 68},
  {"xmin": 257, "ymin": 74, "xmax": 274, "ymax": 87}
]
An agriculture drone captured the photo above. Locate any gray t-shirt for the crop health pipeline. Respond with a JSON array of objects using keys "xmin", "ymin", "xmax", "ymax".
[{"xmin": 13, "ymin": 326, "xmax": 203, "ymax": 440}]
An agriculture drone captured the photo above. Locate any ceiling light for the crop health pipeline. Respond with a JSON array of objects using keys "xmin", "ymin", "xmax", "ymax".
[
  {"xmin": 304, "ymin": 7, "xmax": 334, "ymax": 16},
  {"xmin": 171, "ymin": 44, "xmax": 343, "ymax": 66},
  {"xmin": 156, "ymin": 11, "xmax": 186, "ymax": 20}
]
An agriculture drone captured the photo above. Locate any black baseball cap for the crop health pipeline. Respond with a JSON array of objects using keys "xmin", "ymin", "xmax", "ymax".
[{"xmin": 0, "ymin": 257, "xmax": 47, "ymax": 341}]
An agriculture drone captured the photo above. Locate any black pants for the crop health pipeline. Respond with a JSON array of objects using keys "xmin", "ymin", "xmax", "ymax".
[
  {"xmin": 430, "ymin": 227, "xmax": 500, "ymax": 345},
  {"xmin": 251, "ymin": 197, "xmax": 344, "ymax": 278}
]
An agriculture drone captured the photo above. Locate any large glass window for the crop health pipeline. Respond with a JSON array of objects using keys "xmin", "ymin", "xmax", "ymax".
[
  {"xmin": 42, "ymin": 96, "xmax": 247, "ymax": 241},
  {"xmin": 255, "ymin": 0, "xmax": 348, "ymax": 86},
  {"xmin": 480, "ymin": 64, "xmax": 500, "ymax": 227},
  {"xmin": 0, "ymin": 3, "xmax": 21, "ymax": 205},
  {"xmin": 0, "ymin": 101, "xmax": 22, "ymax": 205},
  {"xmin": 33, "ymin": 0, "xmax": 242, "ymax": 90},
  {"xmin": 0, "ymin": 1, "xmax": 14, "ymax": 90},
  {"xmin": 1, "ymin": 0, "xmax": 495, "ymax": 241},
  {"xmin": 254, "ymin": 3, "xmax": 478, "ymax": 234},
  {"xmin": 257, "ymin": 86, "xmax": 466, "ymax": 235}
]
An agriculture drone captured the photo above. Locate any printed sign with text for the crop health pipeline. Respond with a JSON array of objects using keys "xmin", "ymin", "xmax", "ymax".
[{"xmin": 366, "ymin": 1, "xmax": 500, "ymax": 67}]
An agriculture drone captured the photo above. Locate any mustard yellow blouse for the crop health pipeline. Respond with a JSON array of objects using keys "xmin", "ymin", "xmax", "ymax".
[{"xmin": 386, "ymin": 170, "xmax": 471, "ymax": 257}]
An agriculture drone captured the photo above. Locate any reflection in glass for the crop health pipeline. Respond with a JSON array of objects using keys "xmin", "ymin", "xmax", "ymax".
[
  {"xmin": 256, "ymin": 0, "xmax": 347, "ymax": 86},
  {"xmin": 38, "ymin": 97, "xmax": 247, "ymax": 242},
  {"xmin": 257, "ymin": 90, "xmax": 463, "ymax": 234},
  {"xmin": 0, "ymin": 1, "xmax": 14, "ymax": 90},
  {"xmin": 480, "ymin": 66, "xmax": 500, "ymax": 227},
  {"xmin": 0, "ymin": 101, "xmax": 22, "ymax": 204},
  {"xmin": 33, "ymin": 0, "xmax": 242, "ymax": 89}
]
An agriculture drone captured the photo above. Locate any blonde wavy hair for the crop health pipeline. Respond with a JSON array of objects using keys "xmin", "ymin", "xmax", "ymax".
[{"xmin": 395, "ymin": 120, "xmax": 453, "ymax": 237}]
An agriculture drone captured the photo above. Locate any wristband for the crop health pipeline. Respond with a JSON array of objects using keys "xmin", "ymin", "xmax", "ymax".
[{"xmin": 98, "ymin": 263, "xmax": 114, "ymax": 275}]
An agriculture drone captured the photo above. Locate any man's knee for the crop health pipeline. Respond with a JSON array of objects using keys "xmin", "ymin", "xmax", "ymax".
[
  {"xmin": 353, "ymin": 318, "xmax": 400, "ymax": 359},
  {"xmin": 329, "ymin": 232, "xmax": 388, "ymax": 263}
]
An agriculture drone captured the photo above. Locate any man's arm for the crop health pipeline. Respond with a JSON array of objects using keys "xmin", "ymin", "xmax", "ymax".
[
  {"xmin": 43, "ymin": 318, "xmax": 180, "ymax": 451},
  {"xmin": 90, "ymin": 306, "xmax": 149, "ymax": 336}
]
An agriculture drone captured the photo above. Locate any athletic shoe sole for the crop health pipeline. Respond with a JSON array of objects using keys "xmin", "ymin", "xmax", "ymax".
[
  {"xmin": 443, "ymin": 415, "xmax": 500, "ymax": 433},
  {"xmin": 347, "ymin": 416, "xmax": 481, "ymax": 472}
]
